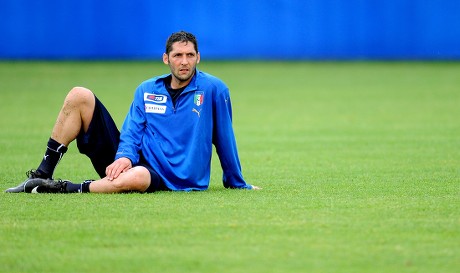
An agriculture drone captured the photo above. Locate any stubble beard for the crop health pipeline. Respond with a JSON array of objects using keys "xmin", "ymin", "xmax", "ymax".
[{"xmin": 170, "ymin": 62, "xmax": 196, "ymax": 85}]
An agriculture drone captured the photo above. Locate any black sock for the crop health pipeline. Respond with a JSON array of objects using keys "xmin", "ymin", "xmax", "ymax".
[
  {"xmin": 65, "ymin": 180, "xmax": 92, "ymax": 193},
  {"xmin": 65, "ymin": 182, "xmax": 81, "ymax": 193},
  {"xmin": 81, "ymin": 180, "xmax": 92, "ymax": 193},
  {"xmin": 36, "ymin": 138, "xmax": 68, "ymax": 179}
]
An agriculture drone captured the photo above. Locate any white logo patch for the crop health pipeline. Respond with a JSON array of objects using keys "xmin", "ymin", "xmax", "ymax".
[
  {"xmin": 144, "ymin": 93, "xmax": 167, "ymax": 103},
  {"xmin": 145, "ymin": 104, "xmax": 166, "ymax": 114},
  {"xmin": 31, "ymin": 186, "xmax": 39, "ymax": 194}
]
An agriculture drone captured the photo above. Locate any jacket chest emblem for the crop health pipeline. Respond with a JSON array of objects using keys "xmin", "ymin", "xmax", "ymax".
[{"xmin": 194, "ymin": 92, "xmax": 204, "ymax": 106}]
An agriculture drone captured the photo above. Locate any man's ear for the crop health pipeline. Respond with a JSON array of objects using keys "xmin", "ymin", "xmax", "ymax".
[
  {"xmin": 197, "ymin": 52, "xmax": 200, "ymax": 64},
  {"xmin": 163, "ymin": 53, "xmax": 169, "ymax": 65}
]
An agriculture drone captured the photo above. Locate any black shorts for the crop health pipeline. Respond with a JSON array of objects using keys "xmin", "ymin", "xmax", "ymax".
[{"xmin": 76, "ymin": 95, "xmax": 166, "ymax": 193}]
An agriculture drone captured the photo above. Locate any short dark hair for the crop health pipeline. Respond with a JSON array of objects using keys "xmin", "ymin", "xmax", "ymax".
[{"xmin": 165, "ymin": 31, "xmax": 199, "ymax": 55}]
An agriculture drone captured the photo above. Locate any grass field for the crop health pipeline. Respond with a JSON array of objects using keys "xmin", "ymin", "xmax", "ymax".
[{"xmin": 0, "ymin": 61, "xmax": 459, "ymax": 273}]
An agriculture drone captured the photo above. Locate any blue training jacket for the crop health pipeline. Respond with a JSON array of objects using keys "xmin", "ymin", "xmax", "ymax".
[{"xmin": 115, "ymin": 69, "xmax": 251, "ymax": 191}]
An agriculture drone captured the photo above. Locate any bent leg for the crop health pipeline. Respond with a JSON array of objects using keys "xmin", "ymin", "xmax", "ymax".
[
  {"xmin": 88, "ymin": 166, "xmax": 151, "ymax": 193},
  {"xmin": 52, "ymin": 87, "xmax": 95, "ymax": 146},
  {"xmin": 6, "ymin": 87, "xmax": 97, "ymax": 192},
  {"xmin": 31, "ymin": 87, "xmax": 94, "ymax": 176}
]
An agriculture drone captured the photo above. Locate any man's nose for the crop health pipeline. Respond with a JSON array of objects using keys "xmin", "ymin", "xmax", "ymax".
[{"xmin": 181, "ymin": 56, "xmax": 188, "ymax": 64}]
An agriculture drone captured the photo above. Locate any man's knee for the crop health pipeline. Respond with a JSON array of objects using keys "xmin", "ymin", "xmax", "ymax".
[
  {"xmin": 63, "ymin": 87, "xmax": 95, "ymax": 130},
  {"xmin": 66, "ymin": 87, "xmax": 94, "ymax": 105},
  {"xmin": 111, "ymin": 167, "xmax": 151, "ymax": 192}
]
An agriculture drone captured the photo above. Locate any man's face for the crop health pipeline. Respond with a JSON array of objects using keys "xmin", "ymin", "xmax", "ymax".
[{"xmin": 163, "ymin": 41, "xmax": 200, "ymax": 88}]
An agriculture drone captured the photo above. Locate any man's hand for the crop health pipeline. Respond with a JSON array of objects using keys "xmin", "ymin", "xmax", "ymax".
[
  {"xmin": 251, "ymin": 185, "xmax": 262, "ymax": 190},
  {"xmin": 106, "ymin": 157, "xmax": 132, "ymax": 181}
]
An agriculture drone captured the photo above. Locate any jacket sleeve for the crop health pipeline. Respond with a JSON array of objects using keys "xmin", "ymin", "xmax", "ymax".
[
  {"xmin": 115, "ymin": 86, "xmax": 146, "ymax": 165},
  {"xmin": 213, "ymin": 87, "xmax": 252, "ymax": 189}
]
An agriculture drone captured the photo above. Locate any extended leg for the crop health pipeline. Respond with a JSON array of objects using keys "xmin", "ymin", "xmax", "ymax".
[
  {"xmin": 25, "ymin": 166, "xmax": 152, "ymax": 194},
  {"xmin": 89, "ymin": 166, "xmax": 151, "ymax": 193}
]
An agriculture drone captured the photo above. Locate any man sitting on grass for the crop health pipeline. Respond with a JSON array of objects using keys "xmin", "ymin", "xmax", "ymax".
[{"xmin": 5, "ymin": 30, "xmax": 260, "ymax": 194}]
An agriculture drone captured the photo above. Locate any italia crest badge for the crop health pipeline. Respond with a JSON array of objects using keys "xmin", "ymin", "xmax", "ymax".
[{"xmin": 194, "ymin": 92, "xmax": 204, "ymax": 106}]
